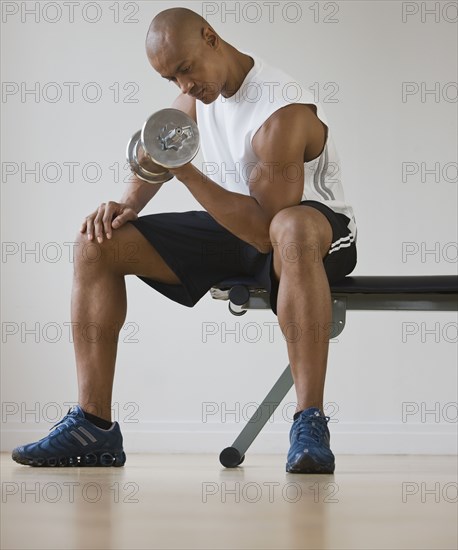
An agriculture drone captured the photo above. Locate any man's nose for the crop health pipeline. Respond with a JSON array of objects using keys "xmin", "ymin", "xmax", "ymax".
[{"xmin": 178, "ymin": 78, "xmax": 194, "ymax": 95}]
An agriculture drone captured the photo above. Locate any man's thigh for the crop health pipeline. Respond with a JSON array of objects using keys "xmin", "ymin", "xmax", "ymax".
[
  {"xmin": 128, "ymin": 210, "xmax": 266, "ymax": 308},
  {"xmin": 77, "ymin": 222, "xmax": 182, "ymax": 284}
]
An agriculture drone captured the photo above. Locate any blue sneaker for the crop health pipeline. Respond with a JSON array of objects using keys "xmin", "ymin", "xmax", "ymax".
[
  {"xmin": 11, "ymin": 405, "xmax": 126, "ymax": 467},
  {"xmin": 286, "ymin": 407, "xmax": 335, "ymax": 474}
]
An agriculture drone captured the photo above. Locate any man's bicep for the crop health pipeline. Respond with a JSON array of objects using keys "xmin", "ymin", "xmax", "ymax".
[
  {"xmin": 249, "ymin": 105, "xmax": 308, "ymax": 218},
  {"xmin": 249, "ymin": 160, "xmax": 304, "ymax": 220}
]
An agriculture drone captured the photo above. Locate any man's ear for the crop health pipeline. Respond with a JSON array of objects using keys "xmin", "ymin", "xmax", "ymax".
[{"xmin": 202, "ymin": 26, "xmax": 219, "ymax": 49}]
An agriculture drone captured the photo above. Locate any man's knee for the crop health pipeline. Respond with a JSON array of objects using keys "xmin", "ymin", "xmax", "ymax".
[
  {"xmin": 73, "ymin": 227, "xmax": 133, "ymax": 272},
  {"xmin": 74, "ymin": 231, "xmax": 106, "ymax": 271},
  {"xmin": 269, "ymin": 207, "xmax": 330, "ymax": 260}
]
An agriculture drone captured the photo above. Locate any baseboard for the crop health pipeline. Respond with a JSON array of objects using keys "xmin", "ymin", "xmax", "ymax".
[{"xmin": 2, "ymin": 421, "xmax": 456, "ymax": 454}]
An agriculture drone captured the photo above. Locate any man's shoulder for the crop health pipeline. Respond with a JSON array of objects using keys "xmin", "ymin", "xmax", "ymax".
[{"xmin": 245, "ymin": 56, "xmax": 314, "ymax": 108}]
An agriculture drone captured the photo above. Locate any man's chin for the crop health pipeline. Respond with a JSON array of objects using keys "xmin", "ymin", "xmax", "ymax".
[
  {"xmin": 197, "ymin": 90, "xmax": 220, "ymax": 104},
  {"xmin": 199, "ymin": 96, "xmax": 214, "ymax": 105}
]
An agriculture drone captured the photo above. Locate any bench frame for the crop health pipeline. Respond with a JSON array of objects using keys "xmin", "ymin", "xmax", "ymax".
[{"xmin": 210, "ymin": 276, "xmax": 458, "ymax": 467}]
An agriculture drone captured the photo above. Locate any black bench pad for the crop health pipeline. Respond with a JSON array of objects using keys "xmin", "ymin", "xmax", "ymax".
[
  {"xmin": 330, "ymin": 275, "xmax": 458, "ymax": 294},
  {"xmin": 213, "ymin": 275, "xmax": 458, "ymax": 294}
]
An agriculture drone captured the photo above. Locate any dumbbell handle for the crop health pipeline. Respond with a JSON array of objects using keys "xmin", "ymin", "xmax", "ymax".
[{"xmin": 159, "ymin": 125, "xmax": 193, "ymax": 151}]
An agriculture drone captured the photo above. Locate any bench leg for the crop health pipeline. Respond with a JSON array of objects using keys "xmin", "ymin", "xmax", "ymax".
[{"xmin": 219, "ymin": 365, "xmax": 294, "ymax": 467}]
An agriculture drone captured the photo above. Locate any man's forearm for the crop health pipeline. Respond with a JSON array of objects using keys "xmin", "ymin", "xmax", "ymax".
[
  {"xmin": 177, "ymin": 165, "xmax": 273, "ymax": 253},
  {"xmin": 119, "ymin": 174, "xmax": 163, "ymax": 214}
]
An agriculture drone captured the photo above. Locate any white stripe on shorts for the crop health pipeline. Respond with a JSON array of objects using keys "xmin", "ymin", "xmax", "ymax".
[{"xmin": 327, "ymin": 217, "xmax": 357, "ymax": 255}]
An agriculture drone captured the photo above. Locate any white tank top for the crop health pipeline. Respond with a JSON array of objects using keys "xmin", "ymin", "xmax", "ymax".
[{"xmin": 196, "ymin": 54, "xmax": 357, "ymax": 237}]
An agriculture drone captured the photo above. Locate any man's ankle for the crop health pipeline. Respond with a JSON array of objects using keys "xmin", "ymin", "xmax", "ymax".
[
  {"xmin": 295, "ymin": 404, "xmax": 324, "ymax": 415},
  {"xmin": 82, "ymin": 409, "xmax": 113, "ymax": 430}
]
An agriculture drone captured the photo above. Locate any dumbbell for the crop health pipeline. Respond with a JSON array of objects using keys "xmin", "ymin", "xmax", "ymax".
[{"xmin": 126, "ymin": 108, "xmax": 200, "ymax": 184}]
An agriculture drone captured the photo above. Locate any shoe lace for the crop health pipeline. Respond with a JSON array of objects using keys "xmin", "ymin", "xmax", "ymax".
[
  {"xmin": 296, "ymin": 415, "xmax": 330, "ymax": 444},
  {"xmin": 49, "ymin": 408, "xmax": 76, "ymax": 432}
]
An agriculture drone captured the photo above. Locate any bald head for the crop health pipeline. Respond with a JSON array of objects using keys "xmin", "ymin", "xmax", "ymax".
[{"xmin": 146, "ymin": 8, "xmax": 213, "ymax": 59}]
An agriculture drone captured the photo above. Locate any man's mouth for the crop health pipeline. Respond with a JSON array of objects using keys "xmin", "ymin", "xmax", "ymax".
[{"xmin": 192, "ymin": 89, "xmax": 204, "ymax": 99}]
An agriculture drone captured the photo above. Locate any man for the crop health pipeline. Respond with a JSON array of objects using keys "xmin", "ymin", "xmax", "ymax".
[{"xmin": 12, "ymin": 7, "xmax": 357, "ymax": 473}]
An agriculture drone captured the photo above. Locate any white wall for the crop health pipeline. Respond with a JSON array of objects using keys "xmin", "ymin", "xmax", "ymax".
[{"xmin": 1, "ymin": 0, "xmax": 457, "ymax": 455}]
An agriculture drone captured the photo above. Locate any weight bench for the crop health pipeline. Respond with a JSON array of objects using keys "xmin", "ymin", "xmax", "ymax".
[{"xmin": 210, "ymin": 275, "xmax": 458, "ymax": 467}]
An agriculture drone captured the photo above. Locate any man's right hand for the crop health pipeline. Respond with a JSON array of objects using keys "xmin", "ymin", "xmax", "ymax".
[
  {"xmin": 80, "ymin": 202, "xmax": 138, "ymax": 243},
  {"xmin": 137, "ymin": 145, "xmax": 168, "ymax": 175}
]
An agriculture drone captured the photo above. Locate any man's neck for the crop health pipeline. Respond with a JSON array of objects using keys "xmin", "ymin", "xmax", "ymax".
[{"xmin": 221, "ymin": 48, "xmax": 255, "ymax": 98}]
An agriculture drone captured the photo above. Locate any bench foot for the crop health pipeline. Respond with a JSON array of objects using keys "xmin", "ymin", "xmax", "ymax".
[{"xmin": 219, "ymin": 447, "xmax": 245, "ymax": 468}]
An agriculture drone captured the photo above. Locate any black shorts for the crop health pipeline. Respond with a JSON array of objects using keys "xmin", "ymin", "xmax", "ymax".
[{"xmin": 129, "ymin": 200, "xmax": 357, "ymax": 316}]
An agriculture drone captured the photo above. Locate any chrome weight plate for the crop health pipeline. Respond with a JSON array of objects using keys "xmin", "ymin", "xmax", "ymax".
[
  {"xmin": 126, "ymin": 130, "xmax": 173, "ymax": 184},
  {"xmin": 142, "ymin": 108, "xmax": 200, "ymax": 169}
]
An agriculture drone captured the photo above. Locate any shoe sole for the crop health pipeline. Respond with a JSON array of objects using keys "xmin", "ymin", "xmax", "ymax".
[
  {"xmin": 12, "ymin": 450, "xmax": 126, "ymax": 467},
  {"xmin": 286, "ymin": 455, "xmax": 335, "ymax": 474}
]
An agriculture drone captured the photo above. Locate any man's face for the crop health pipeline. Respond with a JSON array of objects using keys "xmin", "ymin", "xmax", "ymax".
[{"xmin": 148, "ymin": 34, "xmax": 224, "ymax": 104}]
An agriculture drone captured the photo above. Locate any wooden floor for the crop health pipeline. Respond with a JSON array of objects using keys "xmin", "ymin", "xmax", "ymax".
[{"xmin": 1, "ymin": 453, "xmax": 456, "ymax": 549}]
